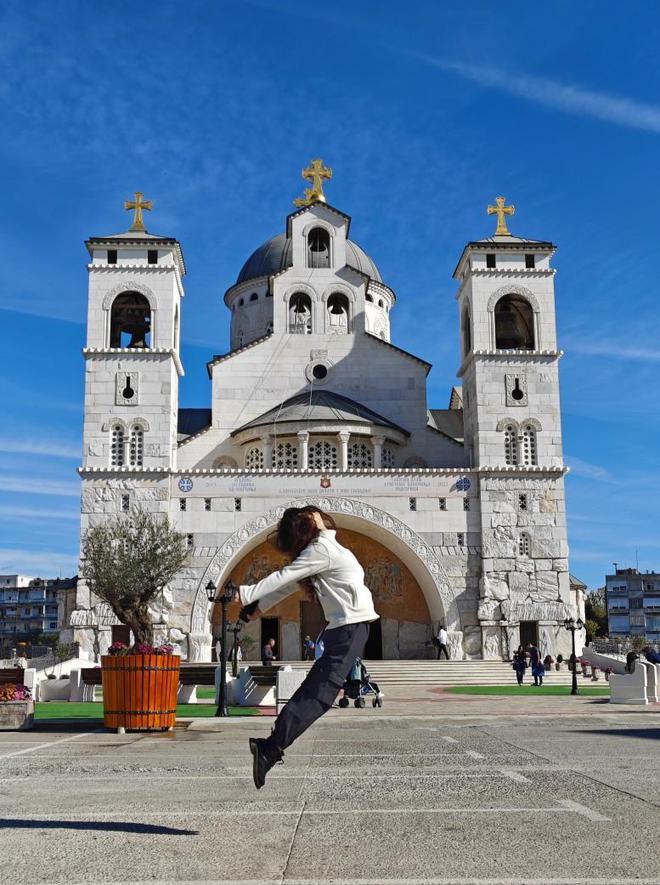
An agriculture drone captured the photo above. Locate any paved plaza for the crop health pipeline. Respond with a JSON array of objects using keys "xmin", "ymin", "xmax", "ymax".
[{"xmin": 0, "ymin": 693, "xmax": 659, "ymax": 885}]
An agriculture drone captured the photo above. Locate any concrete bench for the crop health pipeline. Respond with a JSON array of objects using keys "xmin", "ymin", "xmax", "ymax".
[
  {"xmin": 276, "ymin": 667, "xmax": 307, "ymax": 714},
  {"xmin": 609, "ymin": 661, "xmax": 651, "ymax": 705},
  {"xmin": 235, "ymin": 665, "xmax": 280, "ymax": 706}
]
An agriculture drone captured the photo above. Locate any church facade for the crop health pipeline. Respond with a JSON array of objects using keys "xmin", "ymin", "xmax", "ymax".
[{"xmin": 70, "ymin": 165, "xmax": 583, "ymax": 662}]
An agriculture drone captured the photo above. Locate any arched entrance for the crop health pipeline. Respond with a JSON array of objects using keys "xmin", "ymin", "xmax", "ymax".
[{"xmin": 211, "ymin": 527, "xmax": 433, "ymax": 660}]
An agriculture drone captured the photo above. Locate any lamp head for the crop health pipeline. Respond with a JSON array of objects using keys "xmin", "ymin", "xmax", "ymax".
[
  {"xmin": 563, "ymin": 617, "xmax": 575, "ymax": 631},
  {"xmin": 576, "ymin": 617, "xmax": 585, "ymax": 630},
  {"xmin": 205, "ymin": 580, "xmax": 217, "ymax": 603}
]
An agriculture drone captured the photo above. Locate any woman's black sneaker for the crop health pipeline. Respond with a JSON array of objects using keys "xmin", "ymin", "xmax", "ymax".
[{"xmin": 249, "ymin": 737, "xmax": 282, "ymax": 789}]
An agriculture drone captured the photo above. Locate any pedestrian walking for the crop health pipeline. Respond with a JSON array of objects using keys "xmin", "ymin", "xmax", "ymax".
[
  {"xmin": 512, "ymin": 644, "xmax": 527, "ymax": 685},
  {"xmin": 262, "ymin": 638, "xmax": 277, "ymax": 666},
  {"xmin": 435, "ymin": 624, "xmax": 450, "ymax": 660},
  {"xmin": 233, "ymin": 505, "xmax": 379, "ymax": 789},
  {"xmin": 302, "ymin": 635, "xmax": 315, "ymax": 661},
  {"xmin": 526, "ymin": 642, "xmax": 545, "ymax": 686}
]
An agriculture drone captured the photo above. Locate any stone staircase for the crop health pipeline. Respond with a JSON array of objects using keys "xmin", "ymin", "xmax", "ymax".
[{"xmin": 251, "ymin": 660, "xmax": 584, "ymax": 687}]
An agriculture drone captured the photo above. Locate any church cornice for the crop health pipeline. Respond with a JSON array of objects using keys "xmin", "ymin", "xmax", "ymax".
[
  {"xmin": 82, "ymin": 347, "xmax": 184, "ymax": 377},
  {"xmin": 206, "ymin": 332, "xmax": 273, "ymax": 378},
  {"xmin": 364, "ymin": 332, "xmax": 431, "ymax": 373},
  {"xmin": 78, "ymin": 466, "xmax": 480, "ymax": 476},
  {"xmin": 457, "ymin": 349, "xmax": 563, "ymax": 378}
]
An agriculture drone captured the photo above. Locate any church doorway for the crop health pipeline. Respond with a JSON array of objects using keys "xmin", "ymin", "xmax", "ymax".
[
  {"xmin": 260, "ymin": 617, "xmax": 280, "ymax": 662},
  {"xmin": 217, "ymin": 527, "xmax": 434, "ymax": 660},
  {"xmin": 520, "ymin": 620, "xmax": 538, "ymax": 647},
  {"xmin": 364, "ymin": 618, "xmax": 382, "ymax": 660}
]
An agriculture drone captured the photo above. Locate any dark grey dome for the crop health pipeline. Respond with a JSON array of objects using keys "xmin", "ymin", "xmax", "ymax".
[{"xmin": 236, "ymin": 233, "xmax": 382, "ymax": 284}]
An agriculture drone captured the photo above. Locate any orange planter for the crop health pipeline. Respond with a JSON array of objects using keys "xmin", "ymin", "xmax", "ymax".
[{"xmin": 101, "ymin": 654, "xmax": 180, "ymax": 732}]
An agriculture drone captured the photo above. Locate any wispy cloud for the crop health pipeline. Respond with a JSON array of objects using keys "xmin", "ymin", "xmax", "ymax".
[
  {"xmin": 0, "ymin": 477, "xmax": 79, "ymax": 498},
  {"xmin": 0, "ymin": 505, "xmax": 79, "ymax": 522},
  {"xmin": 0, "ymin": 548, "xmax": 78, "ymax": 576},
  {"xmin": 408, "ymin": 53, "xmax": 660, "ymax": 136},
  {"xmin": 0, "ymin": 439, "xmax": 80, "ymax": 459},
  {"xmin": 565, "ymin": 456, "xmax": 613, "ymax": 482},
  {"xmin": 568, "ymin": 341, "xmax": 660, "ymax": 363}
]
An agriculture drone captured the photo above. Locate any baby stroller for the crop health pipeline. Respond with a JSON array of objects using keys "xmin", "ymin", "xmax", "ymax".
[{"xmin": 338, "ymin": 657, "xmax": 384, "ymax": 709}]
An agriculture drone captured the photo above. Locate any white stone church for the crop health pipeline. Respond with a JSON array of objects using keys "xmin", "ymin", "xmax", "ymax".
[{"xmin": 70, "ymin": 163, "xmax": 584, "ymax": 662}]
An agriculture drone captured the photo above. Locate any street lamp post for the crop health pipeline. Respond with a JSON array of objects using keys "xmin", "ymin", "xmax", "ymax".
[
  {"xmin": 229, "ymin": 620, "xmax": 242, "ymax": 679},
  {"xmin": 206, "ymin": 580, "xmax": 236, "ymax": 717},
  {"xmin": 564, "ymin": 616, "xmax": 585, "ymax": 695}
]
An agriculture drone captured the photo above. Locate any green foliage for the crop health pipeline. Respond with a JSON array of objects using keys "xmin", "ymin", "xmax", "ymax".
[
  {"xmin": 81, "ymin": 508, "xmax": 188, "ymax": 648},
  {"xmin": 585, "ymin": 587, "xmax": 608, "ymax": 637}
]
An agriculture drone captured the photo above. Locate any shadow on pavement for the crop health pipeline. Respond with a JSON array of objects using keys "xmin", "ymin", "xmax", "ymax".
[
  {"xmin": 577, "ymin": 727, "xmax": 660, "ymax": 741},
  {"xmin": 0, "ymin": 818, "xmax": 198, "ymax": 835}
]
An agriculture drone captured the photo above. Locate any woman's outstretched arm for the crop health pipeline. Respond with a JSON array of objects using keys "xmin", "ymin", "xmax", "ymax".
[{"xmin": 239, "ymin": 541, "xmax": 330, "ymax": 611}]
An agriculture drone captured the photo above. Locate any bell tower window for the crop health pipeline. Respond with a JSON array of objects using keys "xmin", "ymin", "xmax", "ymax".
[
  {"xmin": 327, "ymin": 293, "xmax": 350, "ymax": 333},
  {"xmin": 521, "ymin": 424, "xmax": 538, "ymax": 466},
  {"xmin": 504, "ymin": 425, "xmax": 518, "ymax": 466},
  {"xmin": 307, "ymin": 227, "xmax": 330, "ymax": 268},
  {"xmin": 147, "ymin": 250, "xmax": 158, "ymax": 265},
  {"xmin": 107, "ymin": 249, "xmax": 117, "ymax": 265},
  {"xmin": 461, "ymin": 305, "xmax": 472, "ymax": 355},
  {"xmin": 128, "ymin": 425, "xmax": 144, "ymax": 467},
  {"xmin": 110, "ymin": 425, "xmax": 125, "ymax": 466},
  {"xmin": 109, "ymin": 292, "xmax": 151, "ymax": 349},
  {"xmin": 494, "ymin": 294, "xmax": 535, "ymax": 350},
  {"xmin": 289, "ymin": 292, "xmax": 312, "ymax": 334}
]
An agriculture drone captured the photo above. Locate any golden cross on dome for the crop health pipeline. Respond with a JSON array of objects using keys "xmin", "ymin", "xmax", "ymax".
[
  {"xmin": 124, "ymin": 191, "xmax": 153, "ymax": 232},
  {"xmin": 487, "ymin": 196, "xmax": 515, "ymax": 236},
  {"xmin": 293, "ymin": 159, "xmax": 332, "ymax": 207}
]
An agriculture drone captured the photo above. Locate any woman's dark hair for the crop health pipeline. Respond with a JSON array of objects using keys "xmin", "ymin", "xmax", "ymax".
[{"xmin": 273, "ymin": 506, "xmax": 336, "ymax": 557}]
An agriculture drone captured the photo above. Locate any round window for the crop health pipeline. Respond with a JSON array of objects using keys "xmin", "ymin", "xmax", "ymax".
[{"xmin": 312, "ymin": 364, "xmax": 328, "ymax": 380}]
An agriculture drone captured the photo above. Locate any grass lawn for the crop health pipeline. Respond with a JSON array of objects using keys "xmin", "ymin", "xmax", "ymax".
[
  {"xmin": 447, "ymin": 685, "xmax": 610, "ymax": 696},
  {"xmin": 196, "ymin": 687, "xmax": 215, "ymax": 699},
  {"xmin": 35, "ymin": 702, "xmax": 259, "ymax": 721}
]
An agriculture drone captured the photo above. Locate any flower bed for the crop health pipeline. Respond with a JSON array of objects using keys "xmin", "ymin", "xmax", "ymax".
[{"xmin": 0, "ymin": 684, "xmax": 34, "ymax": 730}]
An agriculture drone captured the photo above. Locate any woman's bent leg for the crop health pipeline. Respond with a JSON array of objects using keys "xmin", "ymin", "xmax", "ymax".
[{"xmin": 268, "ymin": 622, "xmax": 369, "ymax": 752}]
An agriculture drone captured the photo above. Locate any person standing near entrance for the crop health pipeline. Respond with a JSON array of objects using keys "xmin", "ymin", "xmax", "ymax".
[
  {"xmin": 435, "ymin": 624, "xmax": 450, "ymax": 660},
  {"xmin": 512, "ymin": 645, "xmax": 527, "ymax": 685},
  {"xmin": 302, "ymin": 635, "xmax": 315, "ymax": 661},
  {"xmin": 233, "ymin": 505, "xmax": 379, "ymax": 789},
  {"xmin": 527, "ymin": 642, "xmax": 543, "ymax": 686},
  {"xmin": 262, "ymin": 638, "xmax": 276, "ymax": 666}
]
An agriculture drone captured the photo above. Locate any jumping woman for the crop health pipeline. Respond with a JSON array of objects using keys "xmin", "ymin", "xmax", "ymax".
[{"xmin": 233, "ymin": 505, "xmax": 378, "ymax": 789}]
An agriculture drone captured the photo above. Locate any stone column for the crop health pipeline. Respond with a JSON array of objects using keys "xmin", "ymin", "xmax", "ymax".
[
  {"xmin": 373, "ymin": 434, "xmax": 385, "ymax": 467},
  {"xmin": 262, "ymin": 434, "xmax": 273, "ymax": 468},
  {"xmin": 297, "ymin": 431, "xmax": 309, "ymax": 469},
  {"xmin": 338, "ymin": 431, "xmax": 350, "ymax": 471}
]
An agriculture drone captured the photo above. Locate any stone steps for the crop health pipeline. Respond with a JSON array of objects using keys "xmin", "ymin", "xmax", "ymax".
[{"xmin": 246, "ymin": 660, "xmax": 590, "ymax": 687}]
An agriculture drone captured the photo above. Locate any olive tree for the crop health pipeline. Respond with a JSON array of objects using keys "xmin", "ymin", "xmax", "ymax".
[{"xmin": 81, "ymin": 508, "xmax": 188, "ymax": 648}]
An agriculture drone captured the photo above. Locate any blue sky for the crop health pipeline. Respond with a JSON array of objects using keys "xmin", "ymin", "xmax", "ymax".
[{"xmin": 1, "ymin": 0, "xmax": 660, "ymax": 587}]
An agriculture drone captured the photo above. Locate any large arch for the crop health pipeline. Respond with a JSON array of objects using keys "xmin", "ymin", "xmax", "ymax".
[{"xmin": 189, "ymin": 497, "xmax": 458, "ymax": 641}]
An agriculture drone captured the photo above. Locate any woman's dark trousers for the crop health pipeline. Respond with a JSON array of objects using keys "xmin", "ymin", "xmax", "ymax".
[{"xmin": 266, "ymin": 622, "xmax": 369, "ymax": 753}]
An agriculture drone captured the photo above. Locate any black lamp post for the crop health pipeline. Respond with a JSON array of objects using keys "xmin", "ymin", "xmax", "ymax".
[
  {"xmin": 564, "ymin": 616, "xmax": 585, "ymax": 695},
  {"xmin": 229, "ymin": 620, "xmax": 243, "ymax": 678},
  {"xmin": 206, "ymin": 580, "xmax": 236, "ymax": 717}
]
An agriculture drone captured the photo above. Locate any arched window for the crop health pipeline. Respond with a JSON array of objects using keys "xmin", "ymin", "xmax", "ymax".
[
  {"xmin": 272, "ymin": 441, "xmax": 299, "ymax": 469},
  {"xmin": 494, "ymin": 294, "xmax": 535, "ymax": 350},
  {"xmin": 504, "ymin": 425, "xmax": 518, "ymax": 465},
  {"xmin": 521, "ymin": 424, "xmax": 538, "ymax": 465},
  {"xmin": 378, "ymin": 299, "xmax": 384, "ymax": 308},
  {"xmin": 462, "ymin": 305, "xmax": 472, "ymax": 355},
  {"xmin": 309, "ymin": 440, "xmax": 338, "ymax": 469},
  {"xmin": 366, "ymin": 293, "xmax": 373, "ymax": 303},
  {"xmin": 110, "ymin": 425, "xmax": 124, "ymax": 466},
  {"xmin": 327, "ymin": 293, "xmax": 350, "ymax": 333},
  {"xmin": 128, "ymin": 425, "xmax": 144, "ymax": 467},
  {"xmin": 250, "ymin": 292, "xmax": 258, "ymax": 302},
  {"xmin": 265, "ymin": 321, "xmax": 273, "ymax": 335},
  {"xmin": 212, "ymin": 456, "xmax": 238, "ymax": 470},
  {"xmin": 307, "ymin": 227, "xmax": 330, "ymax": 268},
  {"xmin": 347, "ymin": 442, "xmax": 373, "ymax": 468},
  {"xmin": 109, "ymin": 292, "xmax": 151, "ymax": 348},
  {"xmin": 382, "ymin": 446, "xmax": 395, "ymax": 468},
  {"xmin": 518, "ymin": 533, "xmax": 531, "ymax": 557},
  {"xmin": 289, "ymin": 292, "xmax": 312, "ymax": 334},
  {"xmin": 245, "ymin": 447, "xmax": 264, "ymax": 469}
]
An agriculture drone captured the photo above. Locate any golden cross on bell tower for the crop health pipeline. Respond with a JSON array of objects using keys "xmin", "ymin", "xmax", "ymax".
[
  {"xmin": 487, "ymin": 196, "xmax": 515, "ymax": 236},
  {"xmin": 293, "ymin": 159, "xmax": 333, "ymax": 207},
  {"xmin": 124, "ymin": 191, "xmax": 153, "ymax": 232}
]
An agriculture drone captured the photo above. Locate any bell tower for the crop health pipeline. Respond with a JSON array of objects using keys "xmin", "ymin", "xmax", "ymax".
[
  {"xmin": 453, "ymin": 198, "xmax": 573, "ymax": 661},
  {"xmin": 82, "ymin": 192, "xmax": 186, "ymax": 472}
]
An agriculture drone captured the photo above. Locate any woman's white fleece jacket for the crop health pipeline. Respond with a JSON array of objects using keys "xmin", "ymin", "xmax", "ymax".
[{"xmin": 239, "ymin": 530, "xmax": 379, "ymax": 630}]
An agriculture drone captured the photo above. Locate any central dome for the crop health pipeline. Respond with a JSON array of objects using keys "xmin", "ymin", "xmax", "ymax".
[{"xmin": 236, "ymin": 233, "xmax": 382, "ymax": 284}]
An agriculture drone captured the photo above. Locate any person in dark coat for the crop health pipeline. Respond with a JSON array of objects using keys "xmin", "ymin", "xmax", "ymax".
[{"xmin": 512, "ymin": 645, "xmax": 527, "ymax": 685}]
